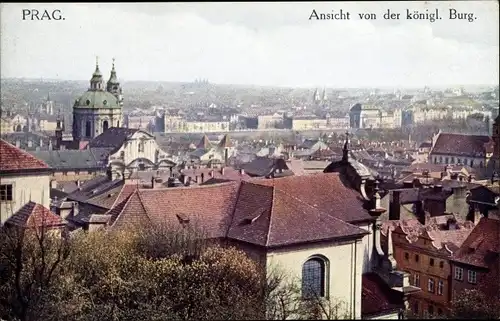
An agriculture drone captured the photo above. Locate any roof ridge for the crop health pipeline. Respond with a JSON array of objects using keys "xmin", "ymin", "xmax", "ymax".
[
  {"xmin": 224, "ymin": 181, "xmax": 244, "ymax": 238},
  {"xmin": 110, "ymin": 182, "xmax": 130, "ymax": 208},
  {"xmin": 265, "ymin": 184, "xmax": 276, "ymax": 247},
  {"xmin": 135, "ymin": 189, "xmax": 152, "ymax": 223},
  {"xmin": 108, "ymin": 189, "xmax": 140, "ymax": 228}
]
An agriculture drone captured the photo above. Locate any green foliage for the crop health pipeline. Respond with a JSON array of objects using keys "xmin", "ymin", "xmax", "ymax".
[
  {"xmin": 450, "ymin": 289, "xmax": 500, "ymax": 319},
  {"xmin": 0, "ymin": 223, "xmax": 351, "ymax": 321}
]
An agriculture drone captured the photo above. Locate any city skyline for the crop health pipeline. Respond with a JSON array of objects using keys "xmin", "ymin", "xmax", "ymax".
[{"xmin": 1, "ymin": 2, "xmax": 498, "ymax": 88}]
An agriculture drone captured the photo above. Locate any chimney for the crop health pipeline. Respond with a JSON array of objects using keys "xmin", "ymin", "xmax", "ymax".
[
  {"xmin": 417, "ymin": 206, "xmax": 430, "ymax": 225},
  {"xmin": 446, "ymin": 218, "xmax": 458, "ymax": 230},
  {"xmin": 473, "ymin": 207, "xmax": 483, "ymax": 224},
  {"xmin": 224, "ymin": 148, "xmax": 229, "ymax": 166},
  {"xmin": 40, "ymin": 138, "xmax": 43, "ymax": 147},
  {"xmin": 151, "ymin": 176, "xmax": 155, "ymax": 189},
  {"xmin": 221, "ymin": 167, "xmax": 225, "ymax": 175},
  {"xmin": 201, "ymin": 173, "xmax": 205, "ymax": 183},
  {"xmin": 182, "ymin": 175, "xmax": 188, "ymax": 186},
  {"xmin": 403, "ymin": 181, "xmax": 413, "ymax": 188},
  {"xmin": 210, "ymin": 170, "xmax": 214, "ymax": 178},
  {"xmin": 196, "ymin": 175, "xmax": 201, "ymax": 184},
  {"xmin": 389, "ymin": 190, "xmax": 401, "ymax": 220},
  {"xmin": 239, "ymin": 168, "xmax": 245, "ymax": 175}
]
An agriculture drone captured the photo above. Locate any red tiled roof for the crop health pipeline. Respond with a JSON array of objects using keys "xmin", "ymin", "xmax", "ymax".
[
  {"xmin": 105, "ymin": 173, "xmax": 371, "ymax": 248},
  {"xmin": 5, "ymin": 201, "xmax": 63, "ymax": 228},
  {"xmin": 227, "ymin": 181, "xmax": 367, "ymax": 247},
  {"xmin": 431, "ymin": 133, "xmax": 492, "ymax": 157},
  {"xmin": 382, "ymin": 214, "xmax": 474, "ymax": 250},
  {"xmin": 0, "ymin": 139, "xmax": 49, "ymax": 171},
  {"xmin": 451, "ymin": 218, "xmax": 500, "ymax": 269},
  {"xmin": 362, "ymin": 273, "xmax": 404, "ymax": 317},
  {"xmin": 249, "ymin": 173, "xmax": 372, "ymax": 223},
  {"xmin": 108, "ymin": 190, "xmax": 151, "ymax": 230},
  {"xmin": 109, "ymin": 182, "xmax": 240, "ymax": 238}
]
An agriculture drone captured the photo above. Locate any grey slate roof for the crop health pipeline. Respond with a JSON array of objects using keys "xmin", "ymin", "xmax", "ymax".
[
  {"xmin": 88, "ymin": 127, "xmax": 141, "ymax": 149},
  {"xmin": 29, "ymin": 148, "xmax": 112, "ymax": 170}
]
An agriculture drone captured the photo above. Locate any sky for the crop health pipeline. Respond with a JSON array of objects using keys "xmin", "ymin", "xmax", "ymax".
[{"xmin": 1, "ymin": 1, "xmax": 498, "ymax": 88}]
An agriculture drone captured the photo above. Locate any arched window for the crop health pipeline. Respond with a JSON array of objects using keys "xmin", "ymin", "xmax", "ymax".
[
  {"xmin": 103, "ymin": 120, "xmax": 109, "ymax": 132},
  {"xmin": 85, "ymin": 121, "xmax": 92, "ymax": 137},
  {"xmin": 138, "ymin": 140, "xmax": 145, "ymax": 153},
  {"xmin": 302, "ymin": 256, "xmax": 328, "ymax": 299},
  {"xmin": 117, "ymin": 121, "xmax": 120, "ymax": 128},
  {"xmin": 470, "ymin": 159, "xmax": 474, "ymax": 167}
]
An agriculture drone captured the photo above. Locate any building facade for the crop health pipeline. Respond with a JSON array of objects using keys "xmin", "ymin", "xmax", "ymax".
[
  {"xmin": 72, "ymin": 58, "xmax": 124, "ymax": 143},
  {"xmin": 0, "ymin": 139, "xmax": 51, "ymax": 223}
]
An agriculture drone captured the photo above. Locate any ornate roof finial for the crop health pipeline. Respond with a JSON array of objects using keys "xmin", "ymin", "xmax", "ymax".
[
  {"xmin": 112, "ymin": 57, "xmax": 115, "ymax": 70},
  {"xmin": 96, "ymin": 56, "xmax": 99, "ymax": 67}
]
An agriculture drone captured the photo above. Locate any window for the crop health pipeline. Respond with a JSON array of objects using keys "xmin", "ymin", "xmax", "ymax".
[
  {"xmin": 138, "ymin": 141, "xmax": 145, "ymax": 153},
  {"xmin": 430, "ymin": 258, "xmax": 435, "ymax": 266},
  {"xmin": 451, "ymin": 157, "xmax": 455, "ymax": 163},
  {"xmin": 404, "ymin": 252, "xmax": 409, "ymax": 260},
  {"xmin": 414, "ymin": 273, "xmax": 420, "ymax": 287},
  {"xmin": 438, "ymin": 280, "xmax": 444, "ymax": 295},
  {"xmin": 103, "ymin": 120, "xmax": 109, "ymax": 132},
  {"xmin": 415, "ymin": 254, "xmax": 419, "ymax": 262},
  {"xmin": 302, "ymin": 256, "xmax": 327, "ymax": 299},
  {"xmin": 428, "ymin": 278, "xmax": 435, "ymax": 293},
  {"xmin": 445, "ymin": 157, "xmax": 449, "ymax": 164},
  {"xmin": 85, "ymin": 121, "xmax": 92, "ymax": 137},
  {"xmin": 468, "ymin": 270, "xmax": 477, "ymax": 284},
  {"xmin": 428, "ymin": 305, "xmax": 434, "ymax": 316},
  {"xmin": 439, "ymin": 261, "xmax": 444, "ymax": 269},
  {"xmin": 0, "ymin": 184, "xmax": 13, "ymax": 201},
  {"xmin": 455, "ymin": 267, "xmax": 463, "ymax": 281}
]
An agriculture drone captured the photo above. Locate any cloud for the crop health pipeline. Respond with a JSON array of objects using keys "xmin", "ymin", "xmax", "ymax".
[{"xmin": 1, "ymin": 2, "xmax": 498, "ymax": 87}]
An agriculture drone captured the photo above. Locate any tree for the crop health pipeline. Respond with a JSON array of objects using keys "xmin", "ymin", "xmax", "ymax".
[
  {"xmin": 0, "ymin": 223, "xmax": 70, "ymax": 321},
  {"xmin": 450, "ymin": 289, "xmax": 500, "ymax": 319}
]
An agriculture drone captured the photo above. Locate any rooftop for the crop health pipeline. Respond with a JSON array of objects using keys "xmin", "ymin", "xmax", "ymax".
[{"xmin": 0, "ymin": 139, "xmax": 50, "ymax": 172}]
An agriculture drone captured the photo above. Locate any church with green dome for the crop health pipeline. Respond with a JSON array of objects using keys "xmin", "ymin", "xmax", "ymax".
[{"xmin": 72, "ymin": 58, "xmax": 124, "ymax": 142}]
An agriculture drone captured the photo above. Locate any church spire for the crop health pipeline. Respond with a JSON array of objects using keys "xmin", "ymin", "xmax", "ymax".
[
  {"xmin": 108, "ymin": 57, "xmax": 118, "ymax": 84},
  {"xmin": 90, "ymin": 56, "xmax": 104, "ymax": 91},
  {"xmin": 106, "ymin": 57, "xmax": 123, "ymax": 107},
  {"xmin": 342, "ymin": 131, "xmax": 350, "ymax": 163}
]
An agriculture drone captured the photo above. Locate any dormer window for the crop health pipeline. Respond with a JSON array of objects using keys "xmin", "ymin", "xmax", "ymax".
[
  {"xmin": 103, "ymin": 100, "xmax": 107, "ymax": 105},
  {"xmin": 86, "ymin": 100, "xmax": 91, "ymax": 106}
]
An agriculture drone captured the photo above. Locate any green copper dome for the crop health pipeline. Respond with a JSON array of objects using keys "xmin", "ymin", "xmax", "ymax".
[{"xmin": 74, "ymin": 90, "xmax": 120, "ymax": 109}]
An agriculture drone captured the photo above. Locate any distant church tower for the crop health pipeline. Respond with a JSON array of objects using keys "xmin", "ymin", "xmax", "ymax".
[
  {"xmin": 313, "ymin": 88, "xmax": 321, "ymax": 105},
  {"xmin": 44, "ymin": 93, "xmax": 54, "ymax": 115},
  {"xmin": 106, "ymin": 58, "xmax": 124, "ymax": 108},
  {"xmin": 72, "ymin": 57, "xmax": 124, "ymax": 143}
]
